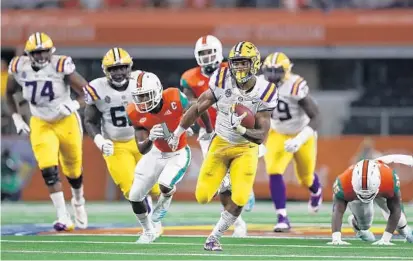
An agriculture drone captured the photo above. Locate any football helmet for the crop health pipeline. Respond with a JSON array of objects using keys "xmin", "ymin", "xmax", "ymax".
[
  {"xmin": 228, "ymin": 41, "xmax": 261, "ymax": 85},
  {"xmin": 351, "ymin": 160, "xmax": 381, "ymax": 203},
  {"xmin": 24, "ymin": 32, "xmax": 56, "ymax": 69},
  {"xmin": 102, "ymin": 48, "xmax": 133, "ymax": 88},
  {"xmin": 262, "ymin": 52, "xmax": 293, "ymax": 85},
  {"xmin": 194, "ymin": 35, "xmax": 223, "ymax": 76},
  {"xmin": 131, "ymin": 72, "xmax": 163, "ymax": 113}
]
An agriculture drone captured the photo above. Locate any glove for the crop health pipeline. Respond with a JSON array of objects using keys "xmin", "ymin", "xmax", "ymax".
[
  {"xmin": 12, "ymin": 113, "xmax": 30, "ymax": 135},
  {"xmin": 57, "ymin": 100, "xmax": 80, "ymax": 117},
  {"xmin": 229, "ymin": 104, "xmax": 247, "ymax": 134},
  {"xmin": 197, "ymin": 130, "xmax": 215, "ymax": 141},
  {"xmin": 372, "ymin": 239, "xmax": 394, "ymax": 245},
  {"xmin": 149, "ymin": 124, "xmax": 165, "ymax": 141},
  {"xmin": 167, "ymin": 134, "xmax": 179, "ymax": 152},
  {"xmin": 327, "ymin": 232, "xmax": 351, "ymax": 245},
  {"xmin": 284, "ymin": 138, "xmax": 303, "ymax": 153},
  {"xmin": 186, "ymin": 127, "xmax": 194, "ymax": 137},
  {"xmin": 94, "ymin": 134, "xmax": 114, "ymax": 156}
]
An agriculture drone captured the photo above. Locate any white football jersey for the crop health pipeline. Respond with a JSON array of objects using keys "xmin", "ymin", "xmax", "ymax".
[
  {"xmin": 85, "ymin": 70, "xmax": 144, "ymax": 141},
  {"xmin": 209, "ymin": 67, "xmax": 278, "ymax": 144},
  {"xmin": 266, "ymin": 73, "xmax": 310, "ymax": 135},
  {"xmin": 8, "ymin": 55, "xmax": 76, "ymax": 122}
]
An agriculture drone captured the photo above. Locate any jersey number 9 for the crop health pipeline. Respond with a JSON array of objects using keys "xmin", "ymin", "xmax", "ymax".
[{"xmin": 276, "ymin": 100, "xmax": 292, "ymax": 121}]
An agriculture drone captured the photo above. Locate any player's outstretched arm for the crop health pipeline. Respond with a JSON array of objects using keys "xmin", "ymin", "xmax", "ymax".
[
  {"xmin": 298, "ymin": 96, "xmax": 321, "ymax": 131},
  {"xmin": 5, "ymin": 75, "xmax": 21, "ymax": 115},
  {"xmin": 66, "ymin": 71, "xmax": 88, "ymax": 107},
  {"xmin": 385, "ymin": 192, "xmax": 402, "ymax": 235},
  {"xmin": 182, "ymin": 88, "xmax": 213, "ymax": 133},
  {"xmin": 84, "ymin": 104, "xmax": 103, "ymax": 138},
  {"xmin": 328, "ymin": 197, "xmax": 350, "ymax": 245},
  {"xmin": 241, "ymin": 111, "xmax": 271, "ymax": 145}
]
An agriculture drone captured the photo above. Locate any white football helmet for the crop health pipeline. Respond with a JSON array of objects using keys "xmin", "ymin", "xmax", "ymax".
[
  {"xmin": 131, "ymin": 72, "xmax": 163, "ymax": 113},
  {"xmin": 351, "ymin": 160, "xmax": 381, "ymax": 203},
  {"xmin": 194, "ymin": 35, "xmax": 223, "ymax": 75}
]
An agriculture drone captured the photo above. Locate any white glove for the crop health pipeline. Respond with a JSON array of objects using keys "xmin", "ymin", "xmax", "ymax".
[
  {"xmin": 11, "ymin": 113, "xmax": 30, "ymax": 135},
  {"xmin": 57, "ymin": 100, "xmax": 80, "ymax": 117},
  {"xmin": 149, "ymin": 124, "xmax": 165, "ymax": 141},
  {"xmin": 186, "ymin": 127, "xmax": 194, "ymax": 137},
  {"xmin": 197, "ymin": 130, "xmax": 215, "ymax": 141},
  {"xmin": 229, "ymin": 104, "xmax": 247, "ymax": 134},
  {"xmin": 327, "ymin": 232, "xmax": 351, "ymax": 245},
  {"xmin": 372, "ymin": 239, "xmax": 394, "ymax": 245},
  {"xmin": 284, "ymin": 138, "xmax": 302, "ymax": 153},
  {"xmin": 94, "ymin": 134, "xmax": 114, "ymax": 156},
  {"xmin": 167, "ymin": 134, "xmax": 179, "ymax": 151}
]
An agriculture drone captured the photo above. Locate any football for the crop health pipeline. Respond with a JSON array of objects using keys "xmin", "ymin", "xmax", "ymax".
[{"xmin": 234, "ymin": 104, "xmax": 256, "ymax": 129}]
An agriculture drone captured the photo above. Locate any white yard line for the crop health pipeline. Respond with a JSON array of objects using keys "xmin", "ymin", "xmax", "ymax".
[
  {"xmin": 2, "ymin": 239, "xmax": 412, "ymax": 250},
  {"xmin": 1, "ymin": 250, "xmax": 410, "ymax": 260}
]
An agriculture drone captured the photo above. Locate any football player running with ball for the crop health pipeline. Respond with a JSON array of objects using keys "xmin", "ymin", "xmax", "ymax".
[
  {"xmin": 83, "ymin": 48, "xmax": 160, "ymax": 211},
  {"xmin": 6, "ymin": 32, "xmax": 88, "ymax": 231},
  {"xmin": 329, "ymin": 154, "xmax": 413, "ymax": 245},
  {"xmin": 181, "ymin": 35, "xmax": 258, "ymax": 237},
  {"xmin": 126, "ymin": 72, "xmax": 192, "ymax": 244},
  {"xmin": 169, "ymin": 41, "xmax": 278, "ymax": 251},
  {"xmin": 261, "ymin": 52, "xmax": 322, "ymax": 232}
]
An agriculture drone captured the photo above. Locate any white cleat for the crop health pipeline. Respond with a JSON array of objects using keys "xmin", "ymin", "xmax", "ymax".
[
  {"xmin": 153, "ymin": 221, "xmax": 163, "ymax": 238},
  {"xmin": 348, "ymin": 215, "xmax": 375, "ymax": 242},
  {"xmin": 232, "ymin": 217, "xmax": 247, "ymax": 237},
  {"xmin": 71, "ymin": 198, "xmax": 88, "ymax": 229},
  {"xmin": 152, "ymin": 190, "xmax": 174, "ymax": 223},
  {"xmin": 53, "ymin": 213, "xmax": 75, "ymax": 232},
  {"xmin": 136, "ymin": 231, "xmax": 157, "ymax": 244}
]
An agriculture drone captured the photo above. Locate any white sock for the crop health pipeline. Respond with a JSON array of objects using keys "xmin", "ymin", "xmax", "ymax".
[
  {"xmin": 276, "ymin": 209, "xmax": 287, "ymax": 217},
  {"xmin": 71, "ymin": 185, "xmax": 85, "ymax": 204},
  {"xmin": 50, "ymin": 191, "xmax": 67, "ymax": 219},
  {"xmin": 211, "ymin": 210, "xmax": 238, "ymax": 239},
  {"xmin": 397, "ymin": 213, "xmax": 408, "ymax": 228},
  {"xmin": 136, "ymin": 213, "xmax": 154, "ymax": 232},
  {"xmin": 234, "ymin": 215, "xmax": 244, "ymax": 226}
]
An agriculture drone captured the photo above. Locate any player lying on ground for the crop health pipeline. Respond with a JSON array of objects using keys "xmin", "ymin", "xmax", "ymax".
[
  {"xmin": 83, "ymin": 48, "xmax": 160, "ymax": 215},
  {"xmin": 126, "ymin": 72, "xmax": 193, "ymax": 243},
  {"xmin": 168, "ymin": 41, "xmax": 278, "ymax": 251},
  {"xmin": 180, "ymin": 35, "xmax": 257, "ymax": 237},
  {"xmin": 261, "ymin": 52, "xmax": 322, "ymax": 232},
  {"xmin": 329, "ymin": 154, "xmax": 413, "ymax": 245},
  {"xmin": 6, "ymin": 32, "xmax": 88, "ymax": 231}
]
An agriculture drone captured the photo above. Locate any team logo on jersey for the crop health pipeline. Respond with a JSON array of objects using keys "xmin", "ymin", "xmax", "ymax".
[
  {"xmin": 197, "ymin": 80, "xmax": 205, "ymax": 87},
  {"xmin": 121, "ymin": 95, "xmax": 126, "ymax": 100},
  {"xmin": 164, "ymin": 109, "xmax": 172, "ymax": 116},
  {"xmin": 21, "ymin": 72, "xmax": 27, "ymax": 79},
  {"xmin": 225, "ymin": 89, "xmax": 232, "ymax": 97},
  {"xmin": 238, "ymin": 97, "xmax": 244, "ymax": 102},
  {"xmin": 104, "ymin": 96, "xmax": 111, "ymax": 103},
  {"xmin": 139, "ymin": 117, "xmax": 147, "ymax": 123}
]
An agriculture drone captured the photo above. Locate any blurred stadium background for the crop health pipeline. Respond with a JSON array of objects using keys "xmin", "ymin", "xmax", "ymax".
[{"xmin": 1, "ymin": 0, "xmax": 413, "ymax": 205}]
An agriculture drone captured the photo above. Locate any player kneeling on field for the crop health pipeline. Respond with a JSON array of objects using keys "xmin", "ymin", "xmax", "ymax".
[
  {"xmin": 329, "ymin": 154, "xmax": 413, "ymax": 245},
  {"xmin": 126, "ymin": 72, "xmax": 192, "ymax": 244}
]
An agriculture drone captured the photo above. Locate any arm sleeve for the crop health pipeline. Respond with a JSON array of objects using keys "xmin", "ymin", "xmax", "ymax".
[
  {"xmin": 291, "ymin": 78, "xmax": 309, "ymax": 101},
  {"xmin": 56, "ymin": 56, "xmax": 76, "ymax": 75},
  {"xmin": 376, "ymin": 154, "xmax": 413, "ymax": 167},
  {"xmin": 8, "ymin": 56, "xmax": 21, "ymax": 75},
  {"xmin": 179, "ymin": 91, "xmax": 190, "ymax": 110},
  {"xmin": 83, "ymin": 80, "xmax": 101, "ymax": 105}
]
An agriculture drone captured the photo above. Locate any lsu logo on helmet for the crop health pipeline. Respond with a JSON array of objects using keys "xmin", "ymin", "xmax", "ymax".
[
  {"xmin": 24, "ymin": 32, "xmax": 56, "ymax": 69},
  {"xmin": 262, "ymin": 52, "xmax": 293, "ymax": 84},
  {"xmin": 228, "ymin": 41, "xmax": 261, "ymax": 85},
  {"xmin": 102, "ymin": 48, "xmax": 133, "ymax": 88}
]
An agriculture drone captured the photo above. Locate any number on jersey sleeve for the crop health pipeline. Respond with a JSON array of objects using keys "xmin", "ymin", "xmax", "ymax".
[{"xmin": 333, "ymin": 178, "xmax": 345, "ymax": 200}]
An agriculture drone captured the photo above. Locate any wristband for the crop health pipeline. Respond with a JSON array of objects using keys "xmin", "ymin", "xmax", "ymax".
[
  {"xmin": 173, "ymin": 125, "xmax": 186, "ymax": 138},
  {"xmin": 296, "ymin": 126, "xmax": 314, "ymax": 143},
  {"xmin": 11, "ymin": 113, "xmax": 23, "ymax": 122},
  {"xmin": 382, "ymin": 231, "xmax": 393, "ymax": 242},
  {"xmin": 235, "ymin": 125, "xmax": 247, "ymax": 135},
  {"xmin": 332, "ymin": 232, "xmax": 342, "ymax": 241}
]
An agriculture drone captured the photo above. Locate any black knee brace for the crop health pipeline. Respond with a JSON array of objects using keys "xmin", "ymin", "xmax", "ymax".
[
  {"xmin": 130, "ymin": 200, "xmax": 147, "ymax": 215},
  {"xmin": 41, "ymin": 166, "xmax": 60, "ymax": 186},
  {"xmin": 67, "ymin": 174, "xmax": 83, "ymax": 189}
]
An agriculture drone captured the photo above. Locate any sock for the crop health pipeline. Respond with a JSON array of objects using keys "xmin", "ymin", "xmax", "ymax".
[
  {"xmin": 269, "ymin": 175, "xmax": 287, "ymax": 212},
  {"xmin": 276, "ymin": 209, "xmax": 287, "ymax": 217},
  {"xmin": 50, "ymin": 191, "xmax": 68, "ymax": 219},
  {"xmin": 71, "ymin": 185, "xmax": 85, "ymax": 204},
  {"xmin": 234, "ymin": 215, "xmax": 244, "ymax": 226},
  {"xmin": 144, "ymin": 196, "xmax": 152, "ymax": 215},
  {"xmin": 397, "ymin": 213, "xmax": 408, "ymax": 229},
  {"xmin": 211, "ymin": 210, "xmax": 238, "ymax": 239},
  {"xmin": 309, "ymin": 173, "xmax": 321, "ymax": 194},
  {"xmin": 136, "ymin": 212, "xmax": 154, "ymax": 232}
]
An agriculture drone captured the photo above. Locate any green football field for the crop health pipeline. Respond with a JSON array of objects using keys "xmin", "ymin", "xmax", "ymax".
[{"xmin": 1, "ymin": 201, "xmax": 413, "ymax": 260}]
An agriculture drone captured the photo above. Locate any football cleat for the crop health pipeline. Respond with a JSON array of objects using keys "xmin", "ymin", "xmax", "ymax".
[
  {"xmin": 232, "ymin": 217, "xmax": 247, "ymax": 238},
  {"xmin": 53, "ymin": 213, "xmax": 75, "ymax": 232},
  {"xmin": 244, "ymin": 190, "xmax": 255, "ymax": 212},
  {"xmin": 152, "ymin": 191, "xmax": 174, "ymax": 223},
  {"xmin": 204, "ymin": 235, "xmax": 222, "ymax": 251},
  {"xmin": 308, "ymin": 187, "xmax": 323, "ymax": 213},
  {"xmin": 136, "ymin": 231, "xmax": 157, "ymax": 244},
  {"xmin": 397, "ymin": 225, "xmax": 413, "ymax": 243},
  {"xmin": 348, "ymin": 215, "xmax": 375, "ymax": 242},
  {"xmin": 71, "ymin": 198, "xmax": 88, "ymax": 229},
  {"xmin": 153, "ymin": 221, "xmax": 163, "ymax": 238},
  {"xmin": 273, "ymin": 214, "xmax": 291, "ymax": 232}
]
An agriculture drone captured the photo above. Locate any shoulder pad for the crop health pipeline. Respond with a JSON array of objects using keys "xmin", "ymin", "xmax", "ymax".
[
  {"xmin": 290, "ymin": 76, "xmax": 306, "ymax": 96},
  {"xmin": 259, "ymin": 81, "xmax": 278, "ymax": 103},
  {"xmin": 8, "ymin": 56, "xmax": 26, "ymax": 74},
  {"xmin": 84, "ymin": 78, "xmax": 103, "ymax": 103},
  {"xmin": 212, "ymin": 67, "xmax": 229, "ymax": 89}
]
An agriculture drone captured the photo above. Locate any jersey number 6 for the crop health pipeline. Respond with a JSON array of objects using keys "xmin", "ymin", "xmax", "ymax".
[
  {"xmin": 110, "ymin": 106, "xmax": 132, "ymax": 127},
  {"xmin": 25, "ymin": 81, "xmax": 54, "ymax": 105},
  {"xmin": 276, "ymin": 100, "xmax": 292, "ymax": 121}
]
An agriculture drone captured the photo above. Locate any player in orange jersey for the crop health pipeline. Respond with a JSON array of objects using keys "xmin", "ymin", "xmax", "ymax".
[
  {"xmin": 126, "ymin": 71, "xmax": 192, "ymax": 244},
  {"xmin": 329, "ymin": 154, "xmax": 413, "ymax": 245}
]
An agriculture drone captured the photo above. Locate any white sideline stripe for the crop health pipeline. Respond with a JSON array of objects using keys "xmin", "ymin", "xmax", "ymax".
[
  {"xmin": 2, "ymin": 240, "xmax": 412, "ymax": 250},
  {"xmin": 40, "ymin": 233, "xmax": 408, "ymax": 241},
  {"xmin": 2, "ymin": 250, "xmax": 410, "ymax": 260}
]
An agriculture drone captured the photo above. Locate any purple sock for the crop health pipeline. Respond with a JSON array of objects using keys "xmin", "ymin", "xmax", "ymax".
[
  {"xmin": 309, "ymin": 173, "xmax": 321, "ymax": 194},
  {"xmin": 269, "ymin": 174, "xmax": 286, "ymax": 210}
]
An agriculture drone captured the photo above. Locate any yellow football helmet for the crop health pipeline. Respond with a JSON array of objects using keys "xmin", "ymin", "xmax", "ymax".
[
  {"xmin": 228, "ymin": 41, "xmax": 261, "ymax": 85},
  {"xmin": 262, "ymin": 52, "xmax": 293, "ymax": 84},
  {"xmin": 24, "ymin": 32, "xmax": 56, "ymax": 69},
  {"xmin": 102, "ymin": 48, "xmax": 133, "ymax": 88}
]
